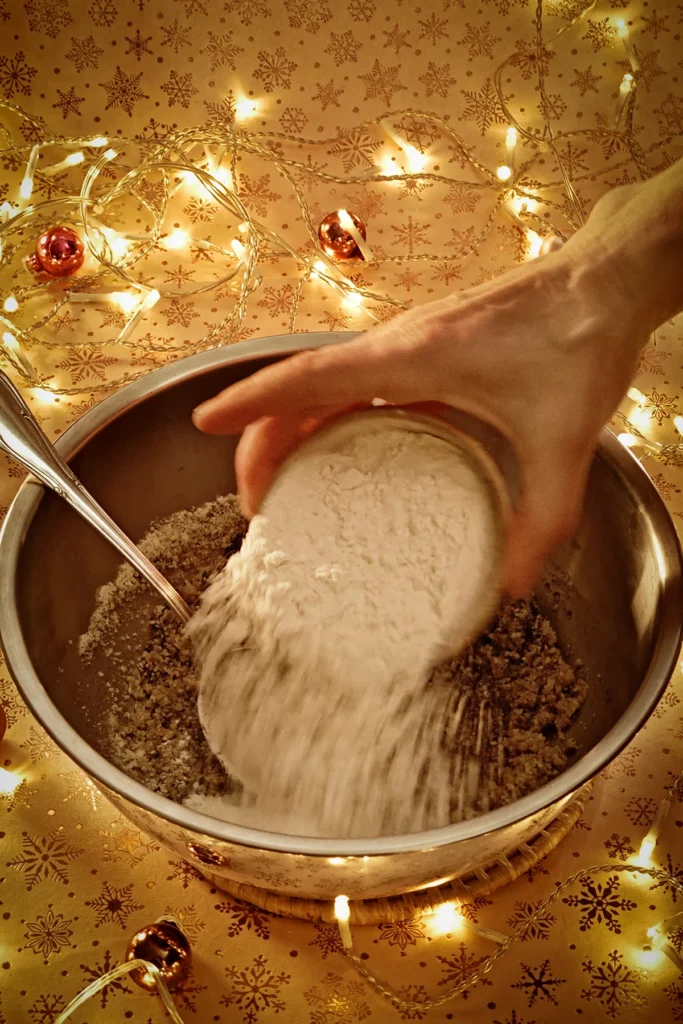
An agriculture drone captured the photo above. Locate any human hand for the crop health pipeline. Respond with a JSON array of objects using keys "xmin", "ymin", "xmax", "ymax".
[{"xmin": 193, "ymin": 167, "xmax": 683, "ymax": 597}]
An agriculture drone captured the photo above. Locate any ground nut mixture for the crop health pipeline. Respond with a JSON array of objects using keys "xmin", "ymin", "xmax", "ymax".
[{"xmin": 84, "ymin": 494, "xmax": 587, "ymax": 831}]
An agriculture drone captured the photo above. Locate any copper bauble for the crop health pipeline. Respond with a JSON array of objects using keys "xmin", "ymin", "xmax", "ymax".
[
  {"xmin": 0, "ymin": 702, "xmax": 6, "ymax": 743},
  {"xmin": 318, "ymin": 210, "xmax": 367, "ymax": 260},
  {"xmin": 26, "ymin": 225, "xmax": 85, "ymax": 277},
  {"xmin": 125, "ymin": 919, "xmax": 191, "ymax": 992}
]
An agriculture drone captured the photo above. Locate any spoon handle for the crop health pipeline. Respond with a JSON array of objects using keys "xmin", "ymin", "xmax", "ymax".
[{"xmin": 0, "ymin": 370, "xmax": 191, "ymax": 624}]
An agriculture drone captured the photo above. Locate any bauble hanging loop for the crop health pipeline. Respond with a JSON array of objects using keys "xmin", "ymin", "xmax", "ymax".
[
  {"xmin": 125, "ymin": 918, "xmax": 191, "ymax": 992},
  {"xmin": 25, "ymin": 225, "xmax": 85, "ymax": 277}
]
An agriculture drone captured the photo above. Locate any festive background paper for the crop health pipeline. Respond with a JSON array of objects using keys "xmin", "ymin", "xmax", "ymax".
[{"xmin": 1, "ymin": 0, "xmax": 683, "ymax": 1020}]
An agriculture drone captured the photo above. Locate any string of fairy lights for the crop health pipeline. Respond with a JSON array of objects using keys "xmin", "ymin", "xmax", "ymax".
[{"xmin": 1, "ymin": 0, "xmax": 682, "ymax": 1017}]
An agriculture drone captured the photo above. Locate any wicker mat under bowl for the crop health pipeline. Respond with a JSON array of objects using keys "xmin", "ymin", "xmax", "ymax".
[{"xmin": 200, "ymin": 785, "xmax": 591, "ymax": 924}]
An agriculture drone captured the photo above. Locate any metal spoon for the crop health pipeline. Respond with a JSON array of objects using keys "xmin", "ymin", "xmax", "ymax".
[{"xmin": 0, "ymin": 370, "xmax": 191, "ymax": 623}]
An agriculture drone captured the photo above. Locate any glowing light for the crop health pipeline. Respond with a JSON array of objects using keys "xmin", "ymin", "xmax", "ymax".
[
  {"xmin": 237, "ymin": 222, "xmax": 249, "ymax": 233},
  {"xmin": 111, "ymin": 291, "xmax": 139, "ymax": 313},
  {"xmin": 674, "ymin": 416, "xmax": 683, "ymax": 435},
  {"xmin": 618, "ymin": 432, "xmax": 638, "ymax": 448},
  {"xmin": 19, "ymin": 144, "xmax": 40, "ymax": 200},
  {"xmin": 632, "ymin": 946, "xmax": 667, "ymax": 970},
  {"xmin": 505, "ymin": 125, "xmax": 518, "ymax": 165},
  {"xmin": 615, "ymin": 17, "xmax": 629, "ymax": 38},
  {"xmin": 496, "ymin": 164, "xmax": 512, "ymax": 181},
  {"xmin": 647, "ymin": 925, "xmax": 659, "ymax": 940},
  {"xmin": 0, "ymin": 768, "xmax": 20, "ymax": 795},
  {"xmin": 334, "ymin": 895, "xmax": 353, "ymax": 948},
  {"xmin": 620, "ymin": 73, "xmax": 634, "ymax": 96},
  {"xmin": 0, "ymin": 201, "xmax": 14, "ymax": 222},
  {"xmin": 88, "ymin": 135, "xmax": 109, "ymax": 147},
  {"xmin": 427, "ymin": 902, "xmax": 464, "ymax": 936},
  {"xmin": 103, "ymin": 148, "xmax": 118, "ymax": 162},
  {"xmin": 343, "ymin": 290, "xmax": 363, "ymax": 309},
  {"xmin": 235, "ymin": 97, "xmax": 259, "ymax": 120},
  {"xmin": 65, "ymin": 151, "xmax": 84, "ymax": 167},
  {"xmin": 142, "ymin": 288, "xmax": 161, "ymax": 310},
  {"xmin": 510, "ymin": 194, "xmax": 537, "ymax": 215},
  {"xmin": 165, "ymin": 229, "xmax": 189, "ymax": 249},
  {"xmin": 213, "ymin": 165, "xmax": 234, "ymax": 188},
  {"xmin": 19, "ymin": 177, "xmax": 33, "ymax": 200},
  {"xmin": 404, "ymin": 144, "xmax": 427, "ymax": 173},
  {"xmin": 33, "ymin": 387, "xmax": 58, "ymax": 405},
  {"xmin": 378, "ymin": 154, "xmax": 400, "ymax": 178},
  {"xmin": 3, "ymin": 296, "xmax": 19, "ymax": 313},
  {"xmin": 636, "ymin": 836, "xmax": 656, "ymax": 868},
  {"xmin": 2, "ymin": 330, "xmax": 19, "ymax": 352},
  {"xmin": 231, "ymin": 238, "xmax": 246, "ymax": 260},
  {"xmin": 526, "ymin": 230, "xmax": 543, "ymax": 259},
  {"xmin": 627, "ymin": 386, "xmax": 647, "ymax": 407},
  {"xmin": 328, "ymin": 856, "xmax": 345, "ymax": 866}
]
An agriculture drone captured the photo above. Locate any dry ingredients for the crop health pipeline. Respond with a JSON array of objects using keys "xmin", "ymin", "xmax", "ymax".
[
  {"xmin": 189, "ymin": 423, "xmax": 502, "ymax": 838},
  {"xmin": 86, "ymin": 493, "xmax": 587, "ymax": 836}
]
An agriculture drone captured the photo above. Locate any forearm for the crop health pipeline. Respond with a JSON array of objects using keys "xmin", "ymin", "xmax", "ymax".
[{"xmin": 563, "ymin": 157, "xmax": 683, "ymax": 340}]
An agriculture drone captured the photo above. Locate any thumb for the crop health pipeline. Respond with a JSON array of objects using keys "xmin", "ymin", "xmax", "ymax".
[{"xmin": 502, "ymin": 448, "xmax": 591, "ymax": 599}]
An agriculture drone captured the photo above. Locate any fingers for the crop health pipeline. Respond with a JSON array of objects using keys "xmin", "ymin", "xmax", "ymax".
[
  {"xmin": 502, "ymin": 446, "xmax": 591, "ymax": 599},
  {"xmin": 192, "ymin": 326, "xmax": 431, "ymax": 434},
  {"xmin": 235, "ymin": 406, "xmax": 363, "ymax": 516},
  {"xmin": 236, "ymin": 414, "xmax": 331, "ymax": 518}
]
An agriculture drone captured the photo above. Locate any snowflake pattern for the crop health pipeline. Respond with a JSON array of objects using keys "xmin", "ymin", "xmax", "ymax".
[
  {"xmin": 625, "ymin": 794, "xmax": 657, "ymax": 826},
  {"xmin": 7, "ymin": 831, "xmax": 84, "ymax": 890},
  {"xmin": 99, "ymin": 66, "xmax": 148, "ymax": 117},
  {"xmin": 437, "ymin": 942, "xmax": 493, "ymax": 998},
  {"xmin": 358, "ymin": 58, "xmax": 407, "ymax": 106},
  {"xmin": 85, "ymin": 881, "xmax": 143, "ymax": 929},
  {"xmin": 650, "ymin": 851, "xmax": 683, "ymax": 903},
  {"xmin": 418, "ymin": 13, "xmax": 448, "ymax": 45},
  {"xmin": 348, "ymin": 0, "xmax": 374, "ymax": 21},
  {"xmin": 313, "ymin": 80, "xmax": 344, "ymax": 110},
  {"xmin": 161, "ymin": 70, "xmax": 198, "ymax": 108},
  {"xmin": 328, "ymin": 127, "xmax": 381, "ymax": 170},
  {"xmin": 308, "ymin": 922, "xmax": 345, "ymax": 959},
  {"xmin": 582, "ymin": 17, "xmax": 618, "ymax": 51},
  {"xmin": 200, "ymin": 31, "xmax": 244, "ymax": 70},
  {"xmin": 280, "ymin": 106, "xmax": 308, "ymax": 133},
  {"xmin": 167, "ymin": 858, "xmax": 204, "ymax": 888},
  {"xmin": 284, "ymin": 0, "xmax": 331, "ymax": 33},
  {"xmin": 222, "ymin": 954, "xmax": 290, "ymax": 1020},
  {"xmin": 160, "ymin": 17, "xmax": 192, "ymax": 53},
  {"xmin": 21, "ymin": 907, "xmax": 74, "ymax": 963},
  {"xmin": 512, "ymin": 959, "xmax": 567, "ymax": 1007},
  {"xmin": 56, "ymin": 348, "xmax": 117, "ymax": 383},
  {"xmin": 99, "ymin": 820, "xmax": 159, "ymax": 866},
  {"xmin": 163, "ymin": 905, "xmax": 206, "ymax": 942},
  {"xmin": 643, "ymin": 387, "xmax": 679, "ymax": 424},
  {"xmin": 80, "ymin": 949, "xmax": 132, "ymax": 1008},
  {"xmin": 0, "ymin": 52, "xmax": 38, "ymax": 98},
  {"xmin": 165, "ymin": 299, "xmax": 200, "ymax": 327},
  {"xmin": 563, "ymin": 874, "xmax": 637, "ymax": 933},
  {"xmin": 507, "ymin": 900, "xmax": 557, "ymax": 940},
  {"xmin": 303, "ymin": 972, "xmax": 371, "ymax": 1022},
  {"xmin": 254, "ymin": 47, "xmax": 297, "ymax": 93},
  {"xmin": 28, "ymin": 994, "xmax": 67, "ymax": 1024},
  {"xmin": 376, "ymin": 915, "xmax": 426, "ymax": 955},
  {"xmin": 570, "ymin": 65, "xmax": 602, "ymax": 95},
  {"xmin": 223, "ymin": 0, "xmax": 270, "ymax": 24},
  {"xmin": 382, "ymin": 23, "xmax": 411, "ymax": 54},
  {"xmin": 215, "ymin": 897, "xmax": 272, "ymax": 939},
  {"xmin": 65, "ymin": 35, "xmax": 105, "ymax": 70},
  {"xmin": 418, "ymin": 61, "xmax": 457, "ymax": 98},
  {"xmin": 445, "ymin": 184, "xmax": 481, "ymax": 214},
  {"xmin": 458, "ymin": 22, "xmax": 501, "ymax": 61},
  {"xmin": 391, "ymin": 216, "xmax": 431, "ymax": 253},
  {"xmin": 462, "ymin": 78, "xmax": 507, "ymax": 134},
  {"xmin": 52, "ymin": 86, "xmax": 84, "ymax": 119},
  {"xmin": 88, "ymin": 0, "xmax": 117, "ymax": 27},
  {"xmin": 581, "ymin": 949, "xmax": 646, "ymax": 1018},
  {"xmin": 124, "ymin": 28, "xmax": 153, "ymax": 61},
  {"xmin": 604, "ymin": 832, "xmax": 635, "ymax": 860},
  {"xmin": 239, "ymin": 172, "xmax": 281, "ymax": 217},
  {"xmin": 23, "ymin": 0, "xmax": 72, "ymax": 38},
  {"xmin": 654, "ymin": 93, "xmax": 683, "ymax": 137},
  {"xmin": 183, "ymin": 196, "xmax": 217, "ymax": 223},
  {"xmin": 395, "ymin": 984, "xmax": 431, "ymax": 1020}
]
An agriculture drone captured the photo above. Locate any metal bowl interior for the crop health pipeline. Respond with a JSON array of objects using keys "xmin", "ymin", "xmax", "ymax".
[{"xmin": 1, "ymin": 333, "xmax": 681, "ymax": 879}]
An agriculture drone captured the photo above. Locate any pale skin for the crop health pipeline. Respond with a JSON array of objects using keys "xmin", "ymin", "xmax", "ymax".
[{"xmin": 193, "ymin": 158, "xmax": 683, "ymax": 598}]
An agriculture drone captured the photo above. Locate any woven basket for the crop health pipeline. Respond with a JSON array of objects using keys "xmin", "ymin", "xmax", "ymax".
[{"xmin": 201, "ymin": 784, "xmax": 590, "ymax": 924}]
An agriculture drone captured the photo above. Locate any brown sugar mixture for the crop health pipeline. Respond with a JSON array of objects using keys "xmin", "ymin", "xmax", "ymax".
[{"xmin": 83, "ymin": 495, "xmax": 587, "ymax": 825}]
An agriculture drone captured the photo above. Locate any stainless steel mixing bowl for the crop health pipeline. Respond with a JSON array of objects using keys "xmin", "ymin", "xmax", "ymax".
[{"xmin": 1, "ymin": 333, "xmax": 681, "ymax": 901}]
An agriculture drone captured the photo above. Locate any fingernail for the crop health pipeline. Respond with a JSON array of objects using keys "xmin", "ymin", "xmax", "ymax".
[{"xmin": 192, "ymin": 402, "xmax": 212, "ymax": 426}]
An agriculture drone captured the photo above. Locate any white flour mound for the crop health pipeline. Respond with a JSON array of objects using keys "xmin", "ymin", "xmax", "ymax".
[{"xmin": 186, "ymin": 419, "xmax": 499, "ymax": 838}]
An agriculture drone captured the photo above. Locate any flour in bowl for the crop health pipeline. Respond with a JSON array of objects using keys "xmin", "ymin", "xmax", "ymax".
[{"xmin": 188, "ymin": 417, "xmax": 502, "ymax": 837}]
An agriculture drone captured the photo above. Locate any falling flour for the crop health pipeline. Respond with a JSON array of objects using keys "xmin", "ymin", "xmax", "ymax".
[{"xmin": 187, "ymin": 419, "xmax": 502, "ymax": 838}]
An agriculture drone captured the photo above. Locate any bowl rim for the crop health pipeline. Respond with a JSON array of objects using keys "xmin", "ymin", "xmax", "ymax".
[{"xmin": 1, "ymin": 332, "xmax": 681, "ymax": 857}]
